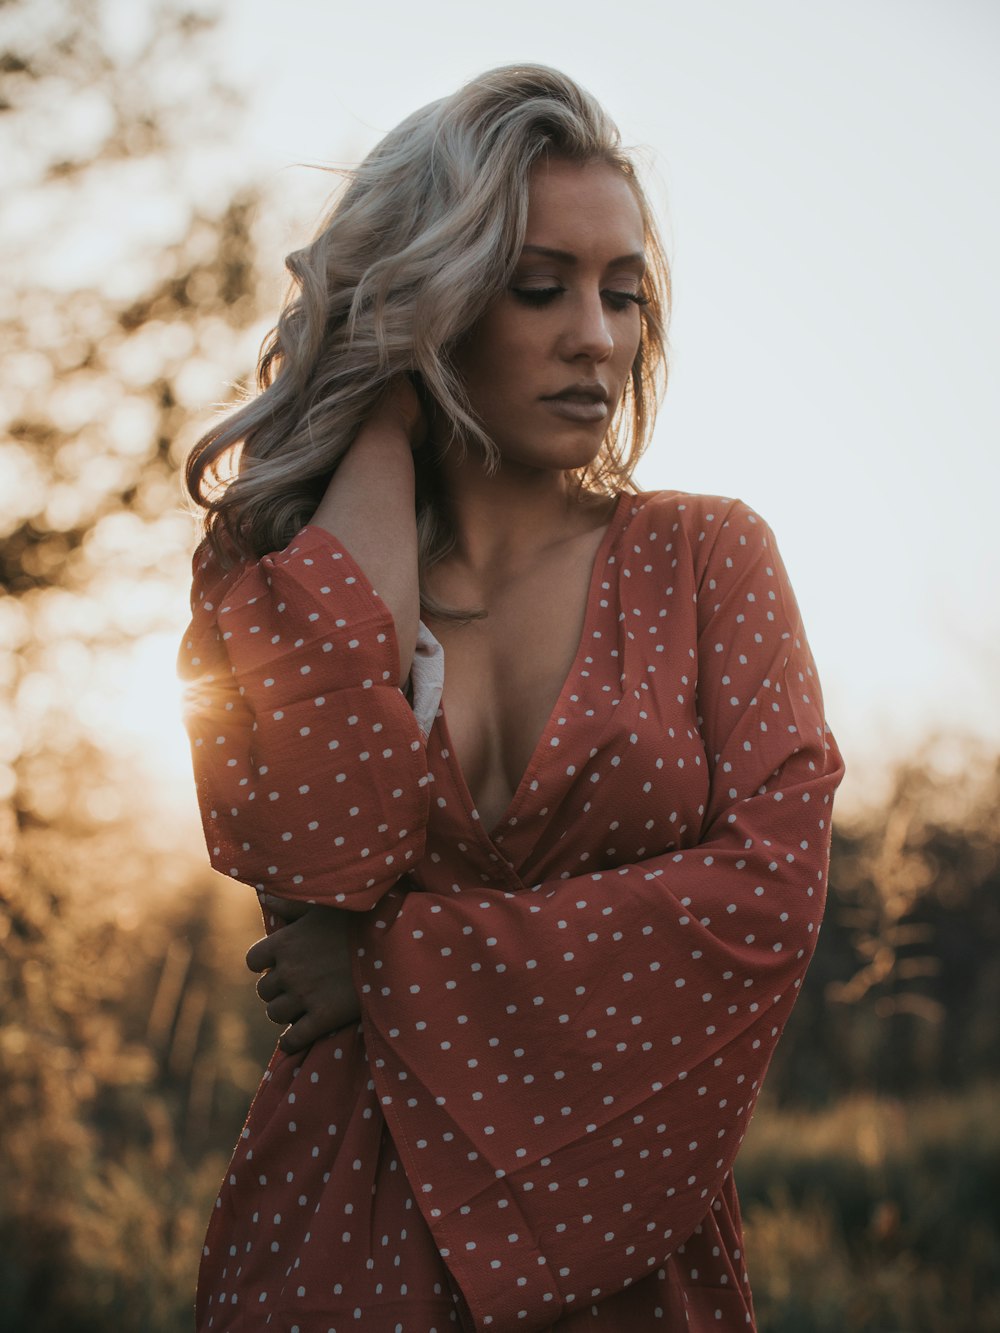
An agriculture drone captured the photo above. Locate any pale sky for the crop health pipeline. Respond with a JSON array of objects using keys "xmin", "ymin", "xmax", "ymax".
[{"xmin": 202, "ymin": 0, "xmax": 1000, "ymax": 795}]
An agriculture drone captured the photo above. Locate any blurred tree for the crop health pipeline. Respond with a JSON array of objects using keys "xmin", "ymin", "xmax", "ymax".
[
  {"xmin": 0, "ymin": 3, "xmax": 279, "ymax": 1326},
  {"xmin": 0, "ymin": 0, "xmax": 266, "ymax": 825},
  {"xmin": 766, "ymin": 736, "xmax": 1000, "ymax": 1105},
  {"xmin": 0, "ymin": 771, "xmax": 274, "ymax": 1329}
]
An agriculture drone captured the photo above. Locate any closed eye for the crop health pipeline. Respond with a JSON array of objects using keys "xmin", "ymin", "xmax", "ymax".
[
  {"xmin": 604, "ymin": 290, "xmax": 649, "ymax": 312},
  {"xmin": 511, "ymin": 287, "xmax": 649, "ymax": 311}
]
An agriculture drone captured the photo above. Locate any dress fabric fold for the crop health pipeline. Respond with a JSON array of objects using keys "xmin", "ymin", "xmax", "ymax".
[{"xmin": 179, "ymin": 488, "xmax": 845, "ymax": 1331}]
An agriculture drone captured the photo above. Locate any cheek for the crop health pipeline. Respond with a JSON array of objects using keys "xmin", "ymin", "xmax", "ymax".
[
  {"xmin": 457, "ymin": 321, "xmax": 511, "ymax": 384},
  {"xmin": 618, "ymin": 326, "xmax": 643, "ymax": 379},
  {"xmin": 467, "ymin": 330, "xmax": 538, "ymax": 403}
]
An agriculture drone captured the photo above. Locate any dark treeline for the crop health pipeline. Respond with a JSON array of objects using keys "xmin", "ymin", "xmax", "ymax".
[{"xmin": 769, "ymin": 744, "xmax": 1000, "ymax": 1107}]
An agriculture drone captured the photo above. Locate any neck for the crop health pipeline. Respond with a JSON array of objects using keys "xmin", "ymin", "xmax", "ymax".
[{"xmin": 429, "ymin": 442, "xmax": 601, "ymax": 579}]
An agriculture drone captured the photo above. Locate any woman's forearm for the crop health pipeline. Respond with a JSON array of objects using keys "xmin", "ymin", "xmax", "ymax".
[{"xmin": 309, "ymin": 421, "xmax": 420, "ymax": 690}]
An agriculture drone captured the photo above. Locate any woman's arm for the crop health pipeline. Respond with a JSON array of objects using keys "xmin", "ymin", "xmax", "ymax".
[
  {"xmin": 177, "ymin": 383, "xmax": 434, "ymax": 910},
  {"xmin": 246, "ymin": 895, "xmax": 362, "ymax": 1051},
  {"xmin": 309, "ymin": 378, "xmax": 424, "ymax": 689}
]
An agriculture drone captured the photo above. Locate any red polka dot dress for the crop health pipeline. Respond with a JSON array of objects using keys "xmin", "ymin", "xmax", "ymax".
[{"xmin": 179, "ymin": 488, "xmax": 845, "ymax": 1331}]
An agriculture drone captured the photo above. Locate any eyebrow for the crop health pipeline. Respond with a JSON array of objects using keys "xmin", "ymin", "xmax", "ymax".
[{"xmin": 520, "ymin": 244, "xmax": 647, "ymax": 271}]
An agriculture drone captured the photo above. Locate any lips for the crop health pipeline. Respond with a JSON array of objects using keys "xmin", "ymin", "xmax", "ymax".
[
  {"xmin": 543, "ymin": 383, "xmax": 610, "ymax": 404},
  {"xmin": 541, "ymin": 385, "xmax": 610, "ymax": 423}
]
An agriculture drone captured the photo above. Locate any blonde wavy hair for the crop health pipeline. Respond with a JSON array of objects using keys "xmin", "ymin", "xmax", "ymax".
[{"xmin": 185, "ymin": 63, "xmax": 672, "ymax": 620}]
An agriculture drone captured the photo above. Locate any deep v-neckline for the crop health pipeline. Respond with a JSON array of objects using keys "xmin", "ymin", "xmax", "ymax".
[{"xmin": 435, "ymin": 490, "xmax": 631, "ymax": 850}]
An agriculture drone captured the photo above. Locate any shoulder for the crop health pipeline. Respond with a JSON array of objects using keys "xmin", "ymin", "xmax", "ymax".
[
  {"xmin": 186, "ymin": 526, "xmax": 254, "ymax": 620},
  {"xmin": 622, "ymin": 488, "xmax": 775, "ymax": 560},
  {"xmin": 624, "ymin": 487, "xmax": 760, "ymax": 525},
  {"xmin": 618, "ymin": 490, "xmax": 806, "ymax": 643}
]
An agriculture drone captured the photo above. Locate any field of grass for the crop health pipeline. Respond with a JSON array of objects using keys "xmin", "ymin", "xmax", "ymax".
[{"xmin": 737, "ymin": 1084, "xmax": 1000, "ymax": 1333}]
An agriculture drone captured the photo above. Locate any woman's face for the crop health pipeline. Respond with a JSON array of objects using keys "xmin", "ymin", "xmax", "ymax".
[{"xmin": 450, "ymin": 156, "xmax": 647, "ymax": 474}]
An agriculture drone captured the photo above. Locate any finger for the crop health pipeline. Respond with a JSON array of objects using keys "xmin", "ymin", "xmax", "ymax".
[
  {"xmin": 259, "ymin": 893, "xmax": 311, "ymax": 922},
  {"xmin": 279, "ymin": 1003, "xmax": 363, "ymax": 1055},
  {"xmin": 255, "ymin": 970, "xmax": 282, "ymax": 1003},
  {"xmin": 265, "ymin": 994, "xmax": 304, "ymax": 1027},
  {"xmin": 245, "ymin": 936, "xmax": 276, "ymax": 973},
  {"xmin": 278, "ymin": 1011, "xmax": 339, "ymax": 1056}
]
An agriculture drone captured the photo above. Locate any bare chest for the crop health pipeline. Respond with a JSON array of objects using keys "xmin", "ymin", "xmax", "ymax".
[{"xmin": 424, "ymin": 528, "xmax": 607, "ymax": 835}]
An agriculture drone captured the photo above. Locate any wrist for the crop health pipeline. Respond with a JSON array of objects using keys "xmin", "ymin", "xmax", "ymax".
[
  {"xmin": 334, "ymin": 422, "xmax": 416, "ymax": 497},
  {"xmin": 354, "ymin": 415, "xmax": 413, "ymax": 447},
  {"xmin": 358, "ymin": 380, "xmax": 428, "ymax": 452}
]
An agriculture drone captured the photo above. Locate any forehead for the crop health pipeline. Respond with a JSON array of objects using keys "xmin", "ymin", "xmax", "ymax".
[{"xmin": 523, "ymin": 157, "xmax": 644, "ymax": 253}]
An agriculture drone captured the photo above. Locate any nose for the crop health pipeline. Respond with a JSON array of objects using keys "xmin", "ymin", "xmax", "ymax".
[{"xmin": 559, "ymin": 288, "xmax": 614, "ymax": 363}]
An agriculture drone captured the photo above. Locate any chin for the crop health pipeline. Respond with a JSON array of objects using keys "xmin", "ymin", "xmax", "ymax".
[{"xmin": 497, "ymin": 433, "xmax": 605, "ymax": 475}]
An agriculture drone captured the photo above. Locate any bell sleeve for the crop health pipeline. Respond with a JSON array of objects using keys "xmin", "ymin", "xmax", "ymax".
[
  {"xmin": 177, "ymin": 523, "xmax": 441, "ymax": 910},
  {"xmin": 349, "ymin": 499, "xmax": 846, "ymax": 1330}
]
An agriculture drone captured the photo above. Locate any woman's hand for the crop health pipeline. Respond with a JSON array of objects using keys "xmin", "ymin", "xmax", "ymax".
[
  {"xmin": 245, "ymin": 894, "xmax": 362, "ymax": 1054},
  {"xmin": 363, "ymin": 375, "xmax": 429, "ymax": 452}
]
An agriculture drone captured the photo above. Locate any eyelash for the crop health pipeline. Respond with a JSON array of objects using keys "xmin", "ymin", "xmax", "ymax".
[{"xmin": 511, "ymin": 286, "xmax": 649, "ymax": 312}]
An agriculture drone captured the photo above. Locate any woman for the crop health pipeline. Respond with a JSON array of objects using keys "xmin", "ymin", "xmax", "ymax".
[{"xmin": 179, "ymin": 64, "xmax": 845, "ymax": 1332}]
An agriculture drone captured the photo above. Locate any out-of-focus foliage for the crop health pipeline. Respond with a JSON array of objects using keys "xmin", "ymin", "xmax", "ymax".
[
  {"xmin": 0, "ymin": 2, "xmax": 277, "ymax": 1322},
  {"xmin": 0, "ymin": 0, "xmax": 266, "ymax": 821},
  {"xmin": 738, "ymin": 1083, "xmax": 1000, "ymax": 1333},
  {"xmin": 0, "ymin": 798, "xmax": 268, "ymax": 1332},
  {"xmin": 769, "ymin": 736, "xmax": 1000, "ymax": 1106}
]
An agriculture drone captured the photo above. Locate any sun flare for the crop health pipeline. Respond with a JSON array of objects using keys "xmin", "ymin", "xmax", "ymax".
[{"xmin": 92, "ymin": 631, "xmax": 195, "ymax": 796}]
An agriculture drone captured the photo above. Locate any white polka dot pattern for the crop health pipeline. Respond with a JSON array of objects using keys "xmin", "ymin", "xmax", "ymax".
[
  {"xmin": 180, "ymin": 490, "xmax": 845, "ymax": 1332},
  {"xmin": 179, "ymin": 526, "xmax": 433, "ymax": 911}
]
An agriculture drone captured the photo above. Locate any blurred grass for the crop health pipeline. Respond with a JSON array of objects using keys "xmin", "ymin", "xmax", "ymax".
[
  {"xmin": 738, "ymin": 1084, "xmax": 1000, "ymax": 1332},
  {"xmin": 0, "ymin": 798, "xmax": 262, "ymax": 1331}
]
